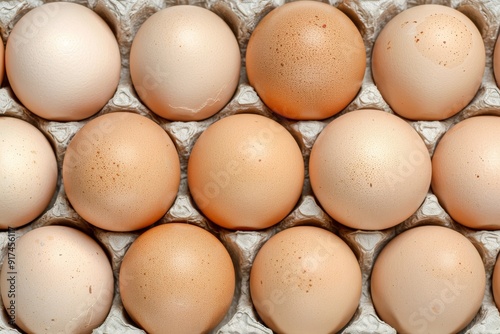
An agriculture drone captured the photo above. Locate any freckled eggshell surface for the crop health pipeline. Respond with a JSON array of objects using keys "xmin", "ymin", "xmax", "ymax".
[
  {"xmin": 119, "ymin": 223, "xmax": 235, "ymax": 333},
  {"xmin": 0, "ymin": 117, "xmax": 57, "ymax": 229},
  {"xmin": 250, "ymin": 226, "xmax": 362, "ymax": 334},
  {"xmin": 187, "ymin": 113, "xmax": 304, "ymax": 230},
  {"xmin": 5, "ymin": 2, "xmax": 121, "ymax": 121},
  {"xmin": 0, "ymin": 225, "xmax": 114, "ymax": 334},
  {"xmin": 372, "ymin": 4, "xmax": 485, "ymax": 120},
  {"xmin": 246, "ymin": 1, "xmax": 366, "ymax": 120},
  {"xmin": 431, "ymin": 116, "xmax": 500, "ymax": 229},
  {"xmin": 130, "ymin": 5, "xmax": 241, "ymax": 121},
  {"xmin": 371, "ymin": 225, "xmax": 486, "ymax": 334},
  {"xmin": 62, "ymin": 112, "xmax": 180, "ymax": 232},
  {"xmin": 309, "ymin": 109, "xmax": 431, "ymax": 230}
]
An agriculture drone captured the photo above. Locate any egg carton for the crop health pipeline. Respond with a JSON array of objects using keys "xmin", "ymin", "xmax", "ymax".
[{"xmin": 1, "ymin": 0, "xmax": 500, "ymax": 333}]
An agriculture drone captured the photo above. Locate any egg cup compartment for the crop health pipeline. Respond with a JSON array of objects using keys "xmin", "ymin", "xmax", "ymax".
[{"xmin": 2, "ymin": 0, "xmax": 500, "ymax": 333}]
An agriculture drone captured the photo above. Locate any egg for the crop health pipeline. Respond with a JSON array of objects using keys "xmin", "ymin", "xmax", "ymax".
[
  {"xmin": 492, "ymin": 254, "xmax": 500, "ymax": 311},
  {"xmin": 494, "ymin": 32, "xmax": 500, "ymax": 87},
  {"xmin": 0, "ymin": 38, "xmax": 4, "ymax": 85},
  {"xmin": 62, "ymin": 112, "xmax": 180, "ymax": 232},
  {"xmin": 187, "ymin": 113, "xmax": 304, "ymax": 230},
  {"xmin": 130, "ymin": 5, "xmax": 241, "ymax": 121},
  {"xmin": 309, "ymin": 109, "xmax": 431, "ymax": 230},
  {"xmin": 250, "ymin": 226, "xmax": 361, "ymax": 334},
  {"xmin": 371, "ymin": 225, "xmax": 485, "ymax": 334},
  {"xmin": 246, "ymin": 1, "xmax": 366, "ymax": 120},
  {"xmin": 0, "ymin": 117, "xmax": 57, "ymax": 229},
  {"xmin": 6, "ymin": 2, "xmax": 120, "ymax": 121},
  {"xmin": 372, "ymin": 4, "xmax": 485, "ymax": 120},
  {"xmin": 0, "ymin": 225, "xmax": 114, "ymax": 333},
  {"xmin": 119, "ymin": 223, "xmax": 235, "ymax": 333},
  {"xmin": 431, "ymin": 116, "xmax": 500, "ymax": 229}
]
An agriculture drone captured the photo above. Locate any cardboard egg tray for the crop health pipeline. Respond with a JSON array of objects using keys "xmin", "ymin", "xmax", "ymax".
[{"xmin": 1, "ymin": 0, "xmax": 500, "ymax": 332}]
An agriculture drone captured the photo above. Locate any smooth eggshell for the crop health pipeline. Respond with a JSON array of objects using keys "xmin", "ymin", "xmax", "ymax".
[
  {"xmin": 0, "ymin": 226, "xmax": 114, "ymax": 333},
  {"xmin": 187, "ymin": 113, "xmax": 304, "ymax": 230},
  {"xmin": 0, "ymin": 117, "xmax": 57, "ymax": 229},
  {"xmin": 130, "ymin": 5, "xmax": 241, "ymax": 121},
  {"xmin": 371, "ymin": 225, "xmax": 485, "ymax": 334},
  {"xmin": 492, "ymin": 254, "xmax": 500, "ymax": 311},
  {"xmin": 309, "ymin": 109, "xmax": 432, "ymax": 230},
  {"xmin": 431, "ymin": 116, "xmax": 500, "ymax": 229},
  {"xmin": 6, "ymin": 2, "xmax": 121, "ymax": 121},
  {"xmin": 119, "ymin": 223, "xmax": 235, "ymax": 333},
  {"xmin": 372, "ymin": 4, "xmax": 485, "ymax": 120},
  {"xmin": 62, "ymin": 112, "xmax": 180, "ymax": 231},
  {"xmin": 246, "ymin": 1, "xmax": 366, "ymax": 120},
  {"xmin": 250, "ymin": 226, "xmax": 361, "ymax": 334}
]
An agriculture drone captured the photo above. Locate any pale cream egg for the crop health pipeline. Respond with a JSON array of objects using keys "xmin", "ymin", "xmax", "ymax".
[
  {"xmin": 0, "ymin": 225, "xmax": 114, "ymax": 333},
  {"xmin": 130, "ymin": 5, "xmax": 240, "ymax": 121},
  {"xmin": 0, "ymin": 117, "xmax": 57, "ymax": 229},
  {"xmin": 6, "ymin": 2, "xmax": 120, "ymax": 121}
]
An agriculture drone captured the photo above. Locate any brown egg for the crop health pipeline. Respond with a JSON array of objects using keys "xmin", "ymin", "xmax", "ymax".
[
  {"xmin": 187, "ymin": 113, "xmax": 304, "ymax": 230},
  {"xmin": 492, "ymin": 254, "xmax": 500, "ymax": 311},
  {"xmin": 371, "ymin": 225, "xmax": 485, "ymax": 334},
  {"xmin": 119, "ymin": 223, "xmax": 235, "ymax": 333},
  {"xmin": 372, "ymin": 4, "xmax": 485, "ymax": 120},
  {"xmin": 431, "ymin": 116, "xmax": 500, "ymax": 229},
  {"xmin": 250, "ymin": 226, "xmax": 361, "ymax": 334},
  {"xmin": 63, "ymin": 112, "xmax": 180, "ymax": 231},
  {"xmin": 309, "ymin": 109, "xmax": 431, "ymax": 230},
  {"xmin": 246, "ymin": 1, "xmax": 366, "ymax": 120}
]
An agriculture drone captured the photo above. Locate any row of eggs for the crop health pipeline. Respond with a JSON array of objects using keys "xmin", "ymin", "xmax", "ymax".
[
  {"xmin": 2, "ymin": 222, "xmax": 500, "ymax": 333},
  {"xmin": 3, "ymin": 109, "xmax": 500, "ymax": 232},
  {"xmin": 0, "ymin": 1, "xmax": 498, "ymax": 122}
]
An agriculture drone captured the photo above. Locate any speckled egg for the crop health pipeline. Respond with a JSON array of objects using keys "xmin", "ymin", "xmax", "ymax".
[
  {"xmin": 309, "ymin": 109, "xmax": 432, "ymax": 230},
  {"xmin": 63, "ymin": 112, "xmax": 180, "ymax": 231},
  {"xmin": 0, "ymin": 225, "xmax": 114, "ymax": 333},
  {"xmin": 431, "ymin": 116, "xmax": 500, "ymax": 229},
  {"xmin": 250, "ymin": 226, "xmax": 361, "ymax": 334},
  {"xmin": 246, "ymin": 1, "xmax": 366, "ymax": 120},
  {"xmin": 119, "ymin": 223, "xmax": 235, "ymax": 333},
  {"xmin": 372, "ymin": 4, "xmax": 485, "ymax": 120}
]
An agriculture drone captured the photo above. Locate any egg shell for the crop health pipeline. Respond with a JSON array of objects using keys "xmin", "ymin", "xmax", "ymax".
[
  {"xmin": 431, "ymin": 115, "xmax": 500, "ymax": 230},
  {"xmin": 187, "ymin": 113, "xmax": 304, "ymax": 230},
  {"xmin": 0, "ymin": 225, "xmax": 114, "ymax": 333},
  {"xmin": 371, "ymin": 225, "xmax": 486, "ymax": 334},
  {"xmin": 309, "ymin": 109, "xmax": 432, "ymax": 230},
  {"xmin": 5, "ymin": 2, "xmax": 121, "ymax": 121},
  {"xmin": 62, "ymin": 112, "xmax": 180, "ymax": 232},
  {"xmin": 130, "ymin": 5, "xmax": 241, "ymax": 121},
  {"xmin": 246, "ymin": 0, "xmax": 366, "ymax": 120},
  {"xmin": 250, "ymin": 226, "xmax": 362, "ymax": 334},
  {"xmin": 0, "ymin": 117, "xmax": 57, "ymax": 229},
  {"xmin": 119, "ymin": 223, "xmax": 235, "ymax": 333},
  {"xmin": 372, "ymin": 4, "xmax": 485, "ymax": 120}
]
